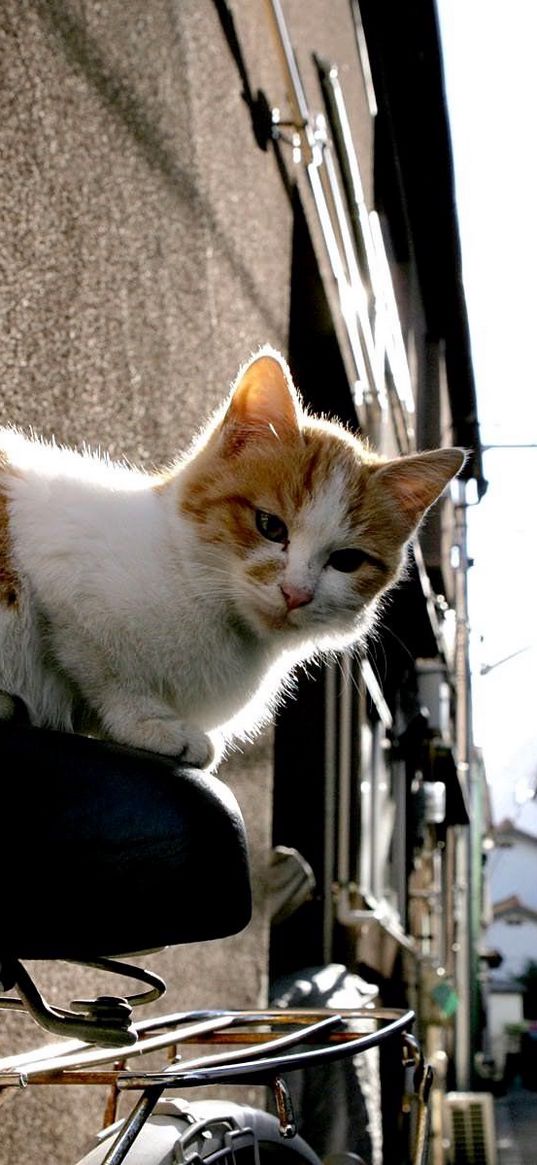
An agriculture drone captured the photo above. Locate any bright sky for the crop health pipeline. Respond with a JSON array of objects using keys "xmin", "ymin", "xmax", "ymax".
[{"xmin": 436, "ymin": 1, "xmax": 537, "ymax": 828}]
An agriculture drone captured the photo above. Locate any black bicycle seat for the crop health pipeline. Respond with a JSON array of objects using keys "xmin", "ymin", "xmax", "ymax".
[{"xmin": 0, "ymin": 723, "xmax": 252, "ymax": 959}]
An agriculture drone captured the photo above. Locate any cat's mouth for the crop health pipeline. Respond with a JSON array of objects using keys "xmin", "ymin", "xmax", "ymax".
[{"xmin": 248, "ymin": 599, "xmax": 313, "ymax": 637}]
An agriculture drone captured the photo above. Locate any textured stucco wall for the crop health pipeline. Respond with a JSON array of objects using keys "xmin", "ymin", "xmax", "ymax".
[
  {"xmin": 0, "ymin": 2, "xmax": 290, "ymax": 1159},
  {"xmin": 0, "ymin": 0, "xmax": 291, "ymax": 452}
]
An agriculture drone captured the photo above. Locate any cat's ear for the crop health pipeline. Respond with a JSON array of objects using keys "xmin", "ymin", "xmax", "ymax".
[
  {"xmin": 369, "ymin": 448, "xmax": 465, "ymax": 537},
  {"xmin": 219, "ymin": 352, "xmax": 301, "ymax": 454}
]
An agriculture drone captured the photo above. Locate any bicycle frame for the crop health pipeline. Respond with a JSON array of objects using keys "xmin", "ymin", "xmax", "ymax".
[
  {"xmin": 0, "ymin": 970, "xmax": 432, "ymax": 1165},
  {"xmin": 0, "ymin": 728, "xmax": 432, "ymax": 1163}
]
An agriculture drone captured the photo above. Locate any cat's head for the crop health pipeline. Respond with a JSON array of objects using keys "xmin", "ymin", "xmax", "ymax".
[{"xmin": 179, "ymin": 348, "xmax": 464, "ymax": 647}]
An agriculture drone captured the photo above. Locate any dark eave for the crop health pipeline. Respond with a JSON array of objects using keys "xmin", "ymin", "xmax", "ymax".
[{"xmin": 360, "ymin": 0, "xmax": 484, "ymax": 491}]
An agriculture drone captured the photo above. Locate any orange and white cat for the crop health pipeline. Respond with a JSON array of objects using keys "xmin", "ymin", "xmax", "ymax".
[{"xmin": 0, "ymin": 348, "xmax": 464, "ymax": 767}]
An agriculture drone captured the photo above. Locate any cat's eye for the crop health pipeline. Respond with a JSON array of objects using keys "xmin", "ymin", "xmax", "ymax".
[
  {"xmin": 328, "ymin": 548, "xmax": 368, "ymax": 573},
  {"xmin": 255, "ymin": 509, "xmax": 288, "ymax": 544}
]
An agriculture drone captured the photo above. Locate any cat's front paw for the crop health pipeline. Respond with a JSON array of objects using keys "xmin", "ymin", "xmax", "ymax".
[
  {"xmin": 0, "ymin": 692, "xmax": 16, "ymax": 721},
  {"xmin": 0, "ymin": 691, "xmax": 31, "ymax": 724},
  {"xmin": 99, "ymin": 698, "xmax": 216, "ymax": 768},
  {"xmin": 174, "ymin": 728, "xmax": 215, "ymax": 769},
  {"xmin": 137, "ymin": 720, "xmax": 215, "ymax": 768},
  {"xmin": 123, "ymin": 716, "xmax": 214, "ymax": 768}
]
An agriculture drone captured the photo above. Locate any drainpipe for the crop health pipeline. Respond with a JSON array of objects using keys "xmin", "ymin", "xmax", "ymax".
[{"xmin": 452, "ymin": 479, "xmax": 473, "ymax": 1089}]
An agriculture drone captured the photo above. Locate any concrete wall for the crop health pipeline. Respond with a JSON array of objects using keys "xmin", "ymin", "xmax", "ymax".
[
  {"xmin": 0, "ymin": 0, "xmax": 292, "ymax": 449},
  {"xmin": 0, "ymin": 2, "xmax": 374, "ymax": 1160}
]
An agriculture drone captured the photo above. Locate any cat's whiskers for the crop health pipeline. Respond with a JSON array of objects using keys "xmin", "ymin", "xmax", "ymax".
[
  {"xmin": 374, "ymin": 621, "xmax": 416, "ymax": 666},
  {"xmin": 335, "ymin": 652, "xmax": 364, "ymax": 696},
  {"xmin": 363, "ymin": 639, "xmax": 389, "ymax": 689}
]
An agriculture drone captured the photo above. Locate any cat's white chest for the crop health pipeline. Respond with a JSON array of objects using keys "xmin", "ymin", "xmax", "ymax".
[{"xmin": 146, "ymin": 601, "xmax": 269, "ymax": 732}]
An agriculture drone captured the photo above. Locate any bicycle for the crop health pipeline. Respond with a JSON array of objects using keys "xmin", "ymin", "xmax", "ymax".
[{"xmin": 0, "ymin": 720, "xmax": 431, "ymax": 1165}]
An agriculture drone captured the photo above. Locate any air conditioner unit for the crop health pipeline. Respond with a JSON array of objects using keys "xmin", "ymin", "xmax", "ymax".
[{"xmin": 443, "ymin": 1092, "xmax": 497, "ymax": 1164}]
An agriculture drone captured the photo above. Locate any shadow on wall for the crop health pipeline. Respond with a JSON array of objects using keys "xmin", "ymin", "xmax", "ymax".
[{"xmin": 33, "ymin": 0, "xmax": 283, "ymax": 335}]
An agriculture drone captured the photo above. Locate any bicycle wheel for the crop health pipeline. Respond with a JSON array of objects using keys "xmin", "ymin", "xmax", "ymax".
[{"xmin": 76, "ymin": 1099, "xmax": 323, "ymax": 1165}]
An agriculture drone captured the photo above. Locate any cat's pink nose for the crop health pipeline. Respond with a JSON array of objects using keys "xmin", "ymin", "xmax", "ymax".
[{"xmin": 281, "ymin": 584, "xmax": 313, "ymax": 611}]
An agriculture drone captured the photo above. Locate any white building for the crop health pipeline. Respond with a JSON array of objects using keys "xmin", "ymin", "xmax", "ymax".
[
  {"xmin": 486, "ymin": 820, "xmax": 537, "ymax": 981},
  {"xmin": 487, "ymin": 895, "xmax": 537, "ymax": 982},
  {"xmin": 487, "ymin": 981, "xmax": 525, "ymax": 1077},
  {"xmin": 489, "ymin": 820, "xmax": 537, "ymax": 913}
]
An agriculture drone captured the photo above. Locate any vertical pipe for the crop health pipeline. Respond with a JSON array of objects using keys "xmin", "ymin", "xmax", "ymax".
[
  {"xmin": 337, "ymin": 654, "xmax": 353, "ymax": 894},
  {"xmin": 323, "ymin": 662, "xmax": 338, "ymax": 963},
  {"xmin": 452, "ymin": 480, "xmax": 473, "ymax": 1090}
]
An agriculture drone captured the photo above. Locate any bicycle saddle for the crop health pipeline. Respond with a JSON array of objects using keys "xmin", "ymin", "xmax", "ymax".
[{"xmin": 0, "ymin": 723, "xmax": 252, "ymax": 960}]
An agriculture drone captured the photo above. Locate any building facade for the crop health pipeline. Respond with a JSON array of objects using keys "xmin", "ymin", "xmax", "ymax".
[
  {"xmin": 0, "ymin": 2, "xmax": 482, "ymax": 1161},
  {"xmin": 487, "ymin": 821, "xmax": 537, "ymax": 986}
]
